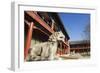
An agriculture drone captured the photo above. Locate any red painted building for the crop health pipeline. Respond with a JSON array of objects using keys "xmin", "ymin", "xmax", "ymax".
[
  {"xmin": 24, "ymin": 11, "xmax": 70, "ymax": 59},
  {"xmin": 70, "ymin": 40, "xmax": 90, "ymax": 54}
]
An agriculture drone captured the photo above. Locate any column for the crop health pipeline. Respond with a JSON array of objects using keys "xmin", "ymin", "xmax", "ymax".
[
  {"xmin": 60, "ymin": 42, "xmax": 62, "ymax": 55},
  {"xmin": 67, "ymin": 41, "xmax": 70, "ymax": 54},
  {"xmin": 24, "ymin": 22, "xmax": 34, "ymax": 60},
  {"xmin": 63, "ymin": 44, "xmax": 65, "ymax": 54}
]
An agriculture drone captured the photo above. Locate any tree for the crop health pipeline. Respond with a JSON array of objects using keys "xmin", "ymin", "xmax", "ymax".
[{"xmin": 83, "ymin": 23, "xmax": 90, "ymax": 40}]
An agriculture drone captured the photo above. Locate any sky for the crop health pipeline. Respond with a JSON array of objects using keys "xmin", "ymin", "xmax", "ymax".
[{"xmin": 59, "ymin": 13, "xmax": 90, "ymax": 41}]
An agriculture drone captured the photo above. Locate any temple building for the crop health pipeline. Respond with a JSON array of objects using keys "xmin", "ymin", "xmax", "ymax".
[
  {"xmin": 24, "ymin": 11, "xmax": 70, "ymax": 59},
  {"xmin": 70, "ymin": 40, "xmax": 90, "ymax": 56}
]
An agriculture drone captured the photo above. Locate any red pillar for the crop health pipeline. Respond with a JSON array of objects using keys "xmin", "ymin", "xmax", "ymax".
[
  {"xmin": 63, "ymin": 44, "xmax": 65, "ymax": 54},
  {"xmin": 67, "ymin": 41, "xmax": 70, "ymax": 54},
  {"xmin": 24, "ymin": 22, "xmax": 34, "ymax": 60},
  {"xmin": 60, "ymin": 42, "xmax": 62, "ymax": 55},
  {"xmin": 64, "ymin": 45, "xmax": 66, "ymax": 54}
]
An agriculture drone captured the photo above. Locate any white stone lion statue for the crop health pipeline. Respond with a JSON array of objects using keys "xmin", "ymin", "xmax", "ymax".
[{"xmin": 26, "ymin": 31, "xmax": 65, "ymax": 61}]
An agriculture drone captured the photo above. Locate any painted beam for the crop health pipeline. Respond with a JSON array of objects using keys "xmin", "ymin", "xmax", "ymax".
[
  {"xmin": 26, "ymin": 11, "xmax": 54, "ymax": 33},
  {"xmin": 24, "ymin": 20, "xmax": 50, "ymax": 36}
]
